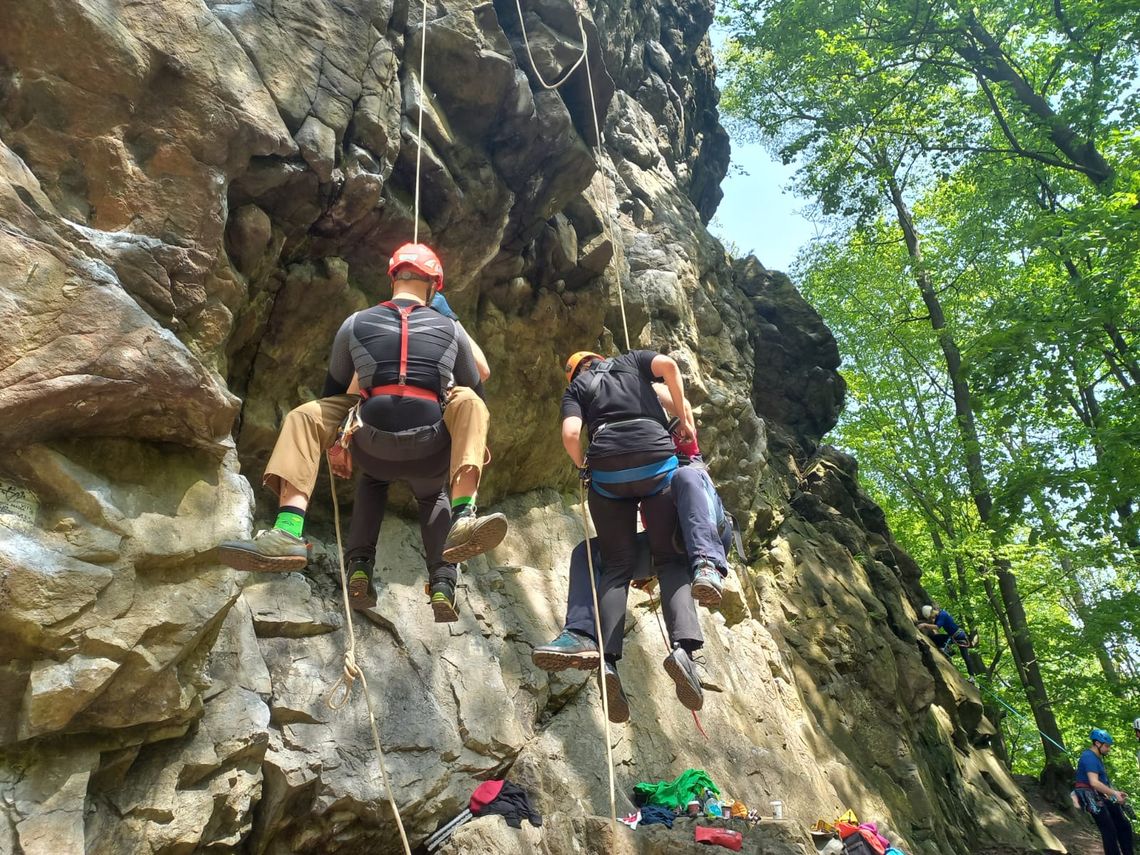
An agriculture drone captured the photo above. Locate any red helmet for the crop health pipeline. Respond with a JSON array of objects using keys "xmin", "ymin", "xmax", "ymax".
[{"xmin": 388, "ymin": 242, "xmax": 444, "ymax": 291}]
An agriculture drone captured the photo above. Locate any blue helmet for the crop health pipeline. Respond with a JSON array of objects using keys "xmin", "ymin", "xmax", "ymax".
[{"xmin": 1090, "ymin": 728, "xmax": 1114, "ymax": 745}]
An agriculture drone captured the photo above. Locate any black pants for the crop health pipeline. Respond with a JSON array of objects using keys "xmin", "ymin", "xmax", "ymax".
[
  {"xmin": 1090, "ymin": 801, "xmax": 1134, "ymax": 855},
  {"xmin": 670, "ymin": 463, "xmax": 730, "ymax": 573},
  {"xmin": 563, "ymin": 533, "xmax": 702, "ymax": 652},
  {"xmin": 588, "ymin": 482, "xmax": 690, "ymax": 660},
  {"xmin": 345, "ymin": 434, "xmax": 456, "ymax": 584},
  {"xmin": 933, "ymin": 630, "xmax": 978, "ymax": 678}
]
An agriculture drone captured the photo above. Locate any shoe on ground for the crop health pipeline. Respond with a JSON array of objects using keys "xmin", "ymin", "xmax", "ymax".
[
  {"xmin": 442, "ymin": 510, "xmax": 508, "ymax": 563},
  {"xmin": 429, "ymin": 578, "xmax": 459, "ymax": 623},
  {"xmin": 603, "ymin": 662, "xmax": 630, "ymax": 724},
  {"xmin": 532, "ymin": 629, "xmax": 600, "ymax": 672},
  {"xmin": 347, "ymin": 560, "xmax": 377, "ymax": 611},
  {"xmin": 663, "ymin": 646, "xmax": 704, "ymax": 711},
  {"xmin": 691, "ymin": 561, "xmax": 724, "ymax": 608},
  {"xmin": 217, "ymin": 528, "xmax": 309, "ymax": 572}
]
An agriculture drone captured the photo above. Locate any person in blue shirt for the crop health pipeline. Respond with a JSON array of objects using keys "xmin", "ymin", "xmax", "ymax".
[
  {"xmin": 917, "ymin": 603, "xmax": 979, "ymax": 678},
  {"xmin": 1075, "ymin": 728, "xmax": 1133, "ymax": 855}
]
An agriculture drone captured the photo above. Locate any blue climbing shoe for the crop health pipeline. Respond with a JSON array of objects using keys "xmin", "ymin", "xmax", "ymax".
[
  {"xmin": 532, "ymin": 630, "xmax": 600, "ymax": 672},
  {"xmin": 691, "ymin": 561, "xmax": 724, "ymax": 608}
]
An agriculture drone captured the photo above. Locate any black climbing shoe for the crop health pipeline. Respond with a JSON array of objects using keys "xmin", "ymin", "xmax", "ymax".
[
  {"xmin": 603, "ymin": 662, "xmax": 630, "ymax": 724},
  {"xmin": 429, "ymin": 579, "xmax": 459, "ymax": 623},
  {"xmin": 347, "ymin": 559, "xmax": 376, "ymax": 611},
  {"xmin": 532, "ymin": 630, "xmax": 600, "ymax": 672},
  {"xmin": 663, "ymin": 647, "xmax": 704, "ymax": 711}
]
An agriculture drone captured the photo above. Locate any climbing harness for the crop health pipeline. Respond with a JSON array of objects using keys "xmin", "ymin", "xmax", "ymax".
[
  {"xmin": 323, "ymin": 456, "xmax": 413, "ymax": 855},
  {"xmin": 579, "ymin": 476, "xmax": 619, "ymax": 830}
]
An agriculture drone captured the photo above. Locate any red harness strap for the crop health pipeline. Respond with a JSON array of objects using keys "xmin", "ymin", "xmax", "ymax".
[{"xmin": 361, "ymin": 301, "xmax": 440, "ymax": 402}]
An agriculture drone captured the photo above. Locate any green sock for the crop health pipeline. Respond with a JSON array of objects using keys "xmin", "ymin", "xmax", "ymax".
[
  {"xmin": 451, "ymin": 496, "xmax": 473, "ymax": 514},
  {"xmin": 274, "ymin": 509, "xmax": 305, "ymax": 538}
]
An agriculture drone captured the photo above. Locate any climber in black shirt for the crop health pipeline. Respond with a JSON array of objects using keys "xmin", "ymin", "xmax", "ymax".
[{"xmin": 559, "ymin": 349, "xmax": 704, "ymax": 723}]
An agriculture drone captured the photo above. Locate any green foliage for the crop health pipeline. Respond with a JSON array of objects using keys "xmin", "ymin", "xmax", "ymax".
[{"xmin": 720, "ymin": 0, "xmax": 1140, "ymax": 784}]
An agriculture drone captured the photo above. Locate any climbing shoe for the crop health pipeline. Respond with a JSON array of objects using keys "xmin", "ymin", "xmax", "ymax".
[
  {"xmin": 968, "ymin": 630, "xmax": 980, "ymax": 648},
  {"xmin": 347, "ymin": 559, "xmax": 377, "ymax": 611},
  {"xmin": 603, "ymin": 662, "xmax": 630, "ymax": 724},
  {"xmin": 532, "ymin": 630, "xmax": 600, "ymax": 672},
  {"xmin": 217, "ymin": 528, "xmax": 309, "ymax": 572},
  {"xmin": 663, "ymin": 646, "xmax": 704, "ymax": 711},
  {"xmin": 429, "ymin": 579, "xmax": 459, "ymax": 623},
  {"xmin": 441, "ymin": 509, "xmax": 508, "ymax": 563},
  {"xmin": 691, "ymin": 561, "xmax": 724, "ymax": 608}
]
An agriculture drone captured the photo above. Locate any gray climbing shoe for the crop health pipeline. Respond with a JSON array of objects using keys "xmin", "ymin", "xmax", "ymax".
[
  {"xmin": 663, "ymin": 647, "xmax": 704, "ymax": 711},
  {"xmin": 217, "ymin": 528, "xmax": 308, "ymax": 572},
  {"xmin": 691, "ymin": 561, "xmax": 724, "ymax": 608},
  {"xmin": 442, "ymin": 510, "xmax": 508, "ymax": 563},
  {"xmin": 603, "ymin": 662, "xmax": 630, "ymax": 724},
  {"xmin": 532, "ymin": 630, "xmax": 600, "ymax": 672}
]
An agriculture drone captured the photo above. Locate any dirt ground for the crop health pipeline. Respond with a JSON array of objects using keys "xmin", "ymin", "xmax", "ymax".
[{"xmin": 974, "ymin": 775, "xmax": 1105, "ymax": 855}]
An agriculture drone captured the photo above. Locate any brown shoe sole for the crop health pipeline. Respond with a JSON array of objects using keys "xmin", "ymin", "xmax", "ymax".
[
  {"xmin": 691, "ymin": 580, "xmax": 723, "ymax": 608},
  {"xmin": 432, "ymin": 597, "xmax": 459, "ymax": 623},
  {"xmin": 664, "ymin": 653, "xmax": 704, "ymax": 711},
  {"xmin": 603, "ymin": 670, "xmax": 630, "ymax": 724},
  {"xmin": 441, "ymin": 516, "xmax": 508, "ymax": 564},
  {"xmin": 348, "ymin": 578, "xmax": 377, "ymax": 611},
  {"xmin": 532, "ymin": 648, "xmax": 601, "ymax": 673},
  {"xmin": 217, "ymin": 546, "xmax": 308, "ymax": 573}
]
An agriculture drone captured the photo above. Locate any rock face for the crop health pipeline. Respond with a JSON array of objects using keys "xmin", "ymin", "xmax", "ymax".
[{"xmin": 0, "ymin": 1, "xmax": 1060, "ymax": 855}]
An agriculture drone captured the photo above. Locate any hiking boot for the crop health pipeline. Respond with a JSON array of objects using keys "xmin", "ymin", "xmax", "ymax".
[
  {"xmin": 603, "ymin": 662, "xmax": 630, "ymax": 724},
  {"xmin": 441, "ymin": 509, "xmax": 508, "ymax": 563},
  {"xmin": 217, "ymin": 528, "xmax": 309, "ymax": 572},
  {"xmin": 663, "ymin": 646, "xmax": 704, "ymax": 711},
  {"xmin": 532, "ymin": 630, "xmax": 600, "ymax": 672},
  {"xmin": 347, "ymin": 559, "xmax": 377, "ymax": 611},
  {"xmin": 691, "ymin": 561, "xmax": 724, "ymax": 608},
  {"xmin": 429, "ymin": 578, "xmax": 459, "ymax": 623}
]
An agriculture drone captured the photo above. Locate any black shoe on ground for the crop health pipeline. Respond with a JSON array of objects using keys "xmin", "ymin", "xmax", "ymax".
[
  {"xmin": 532, "ymin": 629, "xmax": 600, "ymax": 672},
  {"xmin": 603, "ymin": 662, "xmax": 630, "ymax": 724},
  {"xmin": 430, "ymin": 579, "xmax": 459, "ymax": 623},
  {"xmin": 663, "ymin": 647, "xmax": 704, "ymax": 711},
  {"xmin": 347, "ymin": 559, "xmax": 377, "ymax": 611}
]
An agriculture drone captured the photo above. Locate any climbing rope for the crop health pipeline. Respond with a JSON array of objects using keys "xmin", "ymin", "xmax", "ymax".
[
  {"xmin": 511, "ymin": 0, "xmax": 632, "ymax": 352},
  {"xmin": 971, "ymin": 675, "xmax": 1071, "ymax": 758},
  {"xmin": 645, "ymin": 590, "xmax": 708, "ymax": 739},
  {"xmin": 412, "ymin": 0, "xmax": 430, "ymax": 243},
  {"xmin": 323, "ymin": 456, "xmax": 413, "ymax": 855},
  {"xmin": 578, "ymin": 477, "xmax": 619, "ymax": 831}
]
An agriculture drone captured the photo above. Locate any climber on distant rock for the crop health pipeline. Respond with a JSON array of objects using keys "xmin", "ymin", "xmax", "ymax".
[
  {"xmin": 1075, "ymin": 728, "xmax": 1133, "ymax": 855},
  {"xmin": 218, "ymin": 244, "xmax": 504, "ymax": 621},
  {"xmin": 917, "ymin": 603, "xmax": 979, "ymax": 679},
  {"xmin": 558, "ymin": 349, "xmax": 703, "ymax": 723}
]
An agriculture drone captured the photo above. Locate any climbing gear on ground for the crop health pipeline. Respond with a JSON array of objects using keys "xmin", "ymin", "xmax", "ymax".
[
  {"xmin": 921, "ymin": 604, "xmax": 934, "ymax": 619},
  {"xmin": 590, "ymin": 454, "xmax": 678, "ymax": 499},
  {"xmin": 603, "ymin": 661, "xmax": 630, "ymax": 723},
  {"xmin": 663, "ymin": 646, "xmax": 704, "ymax": 711},
  {"xmin": 441, "ymin": 509, "xmax": 508, "ymax": 563},
  {"xmin": 1091, "ymin": 728, "xmax": 1114, "ymax": 745},
  {"xmin": 532, "ymin": 629, "xmax": 600, "ymax": 672},
  {"xmin": 322, "ymin": 455, "xmax": 411, "ymax": 855},
  {"xmin": 217, "ymin": 528, "xmax": 309, "ymax": 573},
  {"xmin": 429, "ymin": 578, "xmax": 459, "ymax": 623},
  {"xmin": 694, "ymin": 826, "xmax": 743, "ymax": 851},
  {"xmin": 347, "ymin": 558, "xmax": 377, "ymax": 611},
  {"xmin": 564, "ymin": 350, "xmax": 604, "ymax": 383},
  {"xmin": 691, "ymin": 560, "xmax": 724, "ymax": 608},
  {"xmin": 389, "ymin": 243, "xmax": 444, "ymax": 290}
]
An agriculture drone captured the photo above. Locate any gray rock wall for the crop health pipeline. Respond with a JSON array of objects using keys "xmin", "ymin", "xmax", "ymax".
[{"xmin": 0, "ymin": 0, "xmax": 1059, "ymax": 853}]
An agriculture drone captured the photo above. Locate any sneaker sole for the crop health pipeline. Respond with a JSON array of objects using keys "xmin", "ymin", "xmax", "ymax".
[
  {"xmin": 348, "ymin": 578, "xmax": 377, "ymax": 611},
  {"xmin": 441, "ymin": 516, "xmax": 509, "ymax": 564},
  {"xmin": 603, "ymin": 671, "xmax": 630, "ymax": 724},
  {"xmin": 532, "ymin": 648, "xmax": 601, "ymax": 673},
  {"xmin": 664, "ymin": 654, "xmax": 704, "ymax": 711},
  {"xmin": 691, "ymin": 580, "xmax": 723, "ymax": 608},
  {"xmin": 217, "ymin": 546, "xmax": 308, "ymax": 573},
  {"xmin": 432, "ymin": 596, "xmax": 459, "ymax": 623}
]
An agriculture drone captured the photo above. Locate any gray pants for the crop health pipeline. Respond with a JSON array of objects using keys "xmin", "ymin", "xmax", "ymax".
[{"xmin": 346, "ymin": 425, "xmax": 456, "ymax": 584}]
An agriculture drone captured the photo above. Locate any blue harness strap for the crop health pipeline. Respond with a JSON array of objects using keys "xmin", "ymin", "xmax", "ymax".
[{"xmin": 590, "ymin": 455, "xmax": 678, "ymax": 499}]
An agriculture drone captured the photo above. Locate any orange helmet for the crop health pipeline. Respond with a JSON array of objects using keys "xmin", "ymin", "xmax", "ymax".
[
  {"xmin": 564, "ymin": 351, "xmax": 603, "ymax": 383},
  {"xmin": 388, "ymin": 242, "xmax": 444, "ymax": 291}
]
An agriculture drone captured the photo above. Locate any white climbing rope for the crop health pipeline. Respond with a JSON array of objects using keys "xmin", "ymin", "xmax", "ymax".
[
  {"xmin": 323, "ymin": 456, "xmax": 413, "ymax": 855},
  {"xmin": 511, "ymin": 0, "xmax": 633, "ymax": 353},
  {"xmin": 578, "ymin": 477, "xmax": 619, "ymax": 831},
  {"xmin": 412, "ymin": 0, "xmax": 430, "ymax": 243}
]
